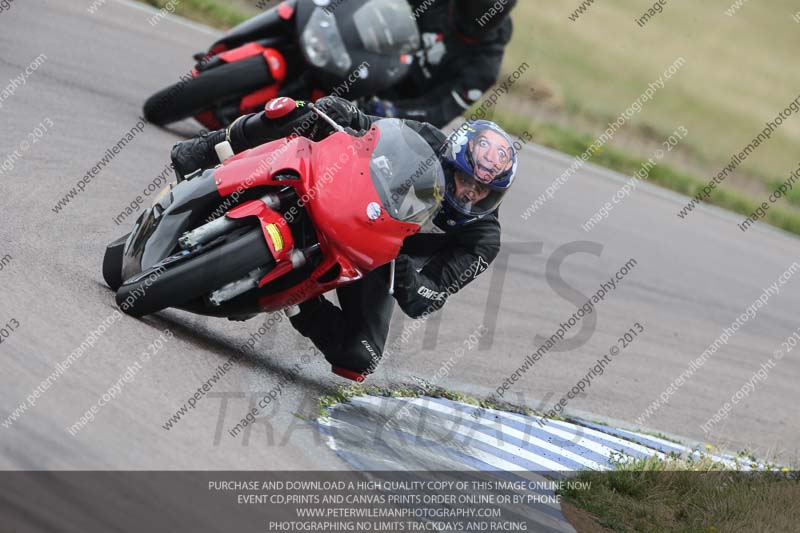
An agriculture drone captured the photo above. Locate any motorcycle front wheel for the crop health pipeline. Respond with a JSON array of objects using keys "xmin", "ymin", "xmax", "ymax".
[
  {"xmin": 142, "ymin": 55, "xmax": 273, "ymax": 126},
  {"xmin": 115, "ymin": 227, "xmax": 273, "ymax": 317}
]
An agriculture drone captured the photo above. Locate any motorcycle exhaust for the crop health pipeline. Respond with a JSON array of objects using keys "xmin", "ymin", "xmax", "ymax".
[{"xmin": 178, "ymin": 192, "xmax": 282, "ymax": 249}]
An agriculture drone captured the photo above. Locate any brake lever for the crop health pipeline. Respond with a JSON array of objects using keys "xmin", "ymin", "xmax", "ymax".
[{"xmin": 307, "ymin": 102, "xmax": 345, "ymax": 133}]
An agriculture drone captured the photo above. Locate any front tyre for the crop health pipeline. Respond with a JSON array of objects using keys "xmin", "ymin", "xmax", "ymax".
[
  {"xmin": 102, "ymin": 233, "xmax": 130, "ymax": 292},
  {"xmin": 142, "ymin": 55, "xmax": 273, "ymax": 126},
  {"xmin": 116, "ymin": 228, "xmax": 272, "ymax": 318}
]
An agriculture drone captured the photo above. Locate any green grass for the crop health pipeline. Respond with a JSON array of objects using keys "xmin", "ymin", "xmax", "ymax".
[
  {"xmin": 316, "ymin": 383, "xmax": 533, "ymax": 418},
  {"xmin": 493, "ymin": 109, "xmax": 800, "ymax": 235},
  {"xmin": 559, "ymin": 453, "xmax": 800, "ymax": 531},
  {"xmin": 143, "ymin": 0, "xmax": 247, "ymax": 28},
  {"xmin": 506, "ymin": 0, "xmax": 800, "ymax": 183}
]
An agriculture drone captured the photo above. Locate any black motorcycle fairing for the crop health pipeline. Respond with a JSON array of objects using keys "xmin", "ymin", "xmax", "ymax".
[
  {"xmin": 294, "ymin": 0, "xmax": 419, "ymax": 98},
  {"xmin": 121, "ymin": 170, "xmax": 222, "ymax": 282}
]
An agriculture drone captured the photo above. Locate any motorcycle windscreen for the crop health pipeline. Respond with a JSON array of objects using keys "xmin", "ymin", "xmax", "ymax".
[
  {"xmin": 368, "ymin": 119, "xmax": 445, "ymax": 226},
  {"xmin": 296, "ymin": 0, "xmax": 419, "ymax": 96},
  {"xmin": 353, "ymin": 0, "xmax": 419, "ymax": 56}
]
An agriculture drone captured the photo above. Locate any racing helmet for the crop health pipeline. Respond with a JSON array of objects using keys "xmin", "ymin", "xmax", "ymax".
[
  {"xmin": 438, "ymin": 120, "xmax": 518, "ymax": 227},
  {"xmin": 450, "ymin": 0, "xmax": 517, "ymax": 40}
]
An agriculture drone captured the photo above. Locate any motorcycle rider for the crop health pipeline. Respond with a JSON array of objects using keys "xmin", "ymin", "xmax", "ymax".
[
  {"xmin": 363, "ymin": 0, "xmax": 517, "ymax": 126},
  {"xmin": 171, "ymin": 95, "xmax": 518, "ymax": 380},
  {"xmin": 212, "ymin": 0, "xmax": 516, "ymax": 128}
]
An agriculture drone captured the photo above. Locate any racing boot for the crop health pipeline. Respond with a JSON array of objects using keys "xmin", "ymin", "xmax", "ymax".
[{"xmin": 285, "ymin": 297, "xmax": 371, "ymax": 382}]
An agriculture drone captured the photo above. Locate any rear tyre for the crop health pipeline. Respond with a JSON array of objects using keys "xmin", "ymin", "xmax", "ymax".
[
  {"xmin": 142, "ymin": 55, "xmax": 273, "ymax": 126},
  {"xmin": 116, "ymin": 228, "xmax": 273, "ymax": 318}
]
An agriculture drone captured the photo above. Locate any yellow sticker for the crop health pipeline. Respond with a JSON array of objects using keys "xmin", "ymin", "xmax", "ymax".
[
  {"xmin": 433, "ymin": 181, "xmax": 444, "ymax": 203},
  {"xmin": 265, "ymin": 223, "xmax": 284, "ymax": 251}
]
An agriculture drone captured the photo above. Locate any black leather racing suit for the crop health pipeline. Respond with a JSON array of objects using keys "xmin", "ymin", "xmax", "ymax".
[
  {"xmin": 377, "ymin": 0, "xmax": 513, "ymax": 126},
  {"xmin": 173, "ymin": 96, "xmax": 501, "ymax": 376}
]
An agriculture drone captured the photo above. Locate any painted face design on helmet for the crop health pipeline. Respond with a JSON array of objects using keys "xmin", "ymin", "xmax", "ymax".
[
  {"xmin": 468, "ymin": 128, "xmax": 514, "ymax": 183},
  {"xmin": 439, "ymin": 119, "xmax": 519, "ymax": 226}
]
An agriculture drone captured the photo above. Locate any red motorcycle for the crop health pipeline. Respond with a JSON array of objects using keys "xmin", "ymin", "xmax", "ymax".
[
  {"xmin": 143, "ymin": 0, "xmax": 419, "ymax": 129},
  {"xmin": 102, "ymin": 104, "xmax": 444, "ymax": 327}
]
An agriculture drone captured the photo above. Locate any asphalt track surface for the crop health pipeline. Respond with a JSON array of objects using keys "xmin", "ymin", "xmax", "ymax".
[{"xmin": 2, "ymin": 0, "xmax": 799, "ymax": 484}]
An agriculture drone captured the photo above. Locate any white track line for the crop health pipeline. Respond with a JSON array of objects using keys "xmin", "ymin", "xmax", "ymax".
[{"xmin": 355, "ymin": 396, "xmax": 607, "ymax": 471}]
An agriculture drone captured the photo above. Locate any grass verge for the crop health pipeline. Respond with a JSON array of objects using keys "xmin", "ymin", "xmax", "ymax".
[
  {"xmin": 495, "ymin": 109, "xmax": 800, "ymax": 236},
  {"xmin": 143, "ymin": 0, "xmax": 247, "ymax": 28},
  {"xmin": 559, "ymin": 454, "xmax": 799, "ymax": 531},
  {"xmin": 316, "ymin": 382, "xmax": 531, "ymax": 418}
]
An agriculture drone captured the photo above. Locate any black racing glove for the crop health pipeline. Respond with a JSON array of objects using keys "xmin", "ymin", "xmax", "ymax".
[
  {"xmin": 170, "ymin": 129, "xmax": 226, "ymax": 181},
  {"xmin": 309, "ymin": 96, "xmax": 361, "ymax": 138}
]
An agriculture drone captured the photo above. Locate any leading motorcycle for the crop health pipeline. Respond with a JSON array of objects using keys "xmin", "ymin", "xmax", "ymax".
[{"xmin": 143, "ymin": 0, "xmax": 419, "ymax": 129}]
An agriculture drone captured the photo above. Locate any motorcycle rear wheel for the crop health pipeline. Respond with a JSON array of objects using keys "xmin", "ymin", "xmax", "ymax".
[
  {"xmin": 142, "ymin": 55, "xmax": 272, "ymax": 126},
  {"xmin": 116, "ymin": 227, "xmax": 273, "ymax": 317}
]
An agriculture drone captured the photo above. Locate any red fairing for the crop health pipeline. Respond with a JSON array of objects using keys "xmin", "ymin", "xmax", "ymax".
[
  {"xmin": 226, "ymin": 200, "xmax": 296, "ymax": 287},
  {"xmin": 226, "ymin": 201, "xmax": 294, "ymax": 262},
  {"xmin": 240, "ymin": 86, "xmax": 280, "ymax": 114},
  {"xmin": 235, "ymin": 48, "xmax": 287, "ymax": 114},
  {"xmin": 310, "ymin": 89, "xmax": 326, "ymax": 103},
  {"xmin": 194, "ymin": 111, "xmax": 222, "ymax": 130},
  {"xmin": 262, "ymin": 49, "xmax": 286, "ymax": 82},
  {"xmin": 194, "ymin": 45, "xmax": 287, "ymax": 121},
  {"xmin": 217, "ymin": 42, "xmax": 269, "ymax": 64},
  {"xmin": 213, "ymin": 126, "xmax": 420, "ymax": 313},
  {"xmin": 277, "ymin": 1, "xmax": 295, "ymax": 20},
  {"xmin": 209, "ymin": 44, "xmax": 227, "ymax": 56}
]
